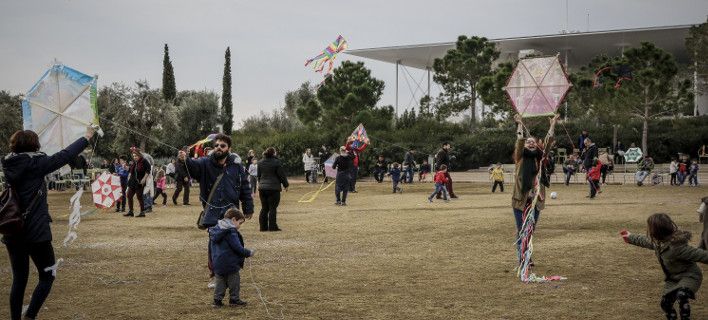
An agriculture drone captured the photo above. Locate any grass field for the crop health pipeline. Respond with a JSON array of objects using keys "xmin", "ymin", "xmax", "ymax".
[{"xmin": 0, "ymin": 181, "xmax": 706, "ymax": 319}]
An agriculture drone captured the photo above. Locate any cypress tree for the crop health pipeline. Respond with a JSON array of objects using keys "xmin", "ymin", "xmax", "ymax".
[
  {"xmin": 222, "ymin": 47, "xmax": 233, "ymax": 134},
  {"xmin": 162, "ymin": 44, "xmax": 176, "ymax": 102}
]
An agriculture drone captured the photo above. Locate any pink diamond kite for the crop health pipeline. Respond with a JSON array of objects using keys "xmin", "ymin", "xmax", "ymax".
[
  {"xmin": 504, "ymin": 55, "xmax": 571, "ymax": 117},
  {"xmin": 91, "ymin": 172, "xmax": 122, "ymax": 209}
]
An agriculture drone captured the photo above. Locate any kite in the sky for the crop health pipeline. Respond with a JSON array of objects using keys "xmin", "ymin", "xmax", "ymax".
[
  {"xmin": 305, "ymin": 35, "xmax": 348, "ymax": 79},
  {"xmin": 23, "ymin": 63, "xmax": 102, "ymax": 156},
  {"xmin": 504, "ymin": 56, "xmax": 571, "ymax": 118},
  {"xmin": 347, "ymin": 123, "xmax": 369, "ymax": 149}
]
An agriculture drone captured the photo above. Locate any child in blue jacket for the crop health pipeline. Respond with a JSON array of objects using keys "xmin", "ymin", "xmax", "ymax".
[
  {"xmin": 208, "ymin": 208, "xmax": 254, "ymax": 307},
  {"xmin": 389, "ymin": 162, "xmax": 402, "ymax": 193}
]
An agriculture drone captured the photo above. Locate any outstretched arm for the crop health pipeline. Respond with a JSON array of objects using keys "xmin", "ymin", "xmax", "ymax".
[{"xmin": 621, "ymin": 230, "xmax": 655, "ymax": 250}]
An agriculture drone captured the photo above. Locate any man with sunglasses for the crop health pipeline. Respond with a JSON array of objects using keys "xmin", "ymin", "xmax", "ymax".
[{"xmin": 178, "ymin": 134, "xmax": 254, "ymax": 287}]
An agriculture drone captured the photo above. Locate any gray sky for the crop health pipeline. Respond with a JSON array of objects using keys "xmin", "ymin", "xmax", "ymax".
[{"xmin": 1, "ymin": 0, "xmax": 706, "ymax": 127}]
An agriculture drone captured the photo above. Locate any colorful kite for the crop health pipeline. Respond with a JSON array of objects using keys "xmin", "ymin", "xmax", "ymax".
[
  {"xmin": 190, "ymin": 133, "xmax": 218, "ymax": 157},
  {"xmin": 305, "ymin": 35, "xmax": 348, "ymax": 79},
  {"xmin": 504, "ymin": 56, "xmax": 571, "ymax": 118},
  {"xmin": 348, "ymin": 123, "xmax": 369, "ymax": 149},
  {"xmin": 91, "ymin": 172, "xmax": 122, "ymax": 208},
  {"xmin": 23, "ymin": 63, "xmax": 101, "ymax": 156}
]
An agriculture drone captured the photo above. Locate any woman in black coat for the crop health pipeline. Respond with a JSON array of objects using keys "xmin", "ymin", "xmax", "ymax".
[
  {"xmin": 257, "ymin": 147, "xmax": 289, "ymax": 231},
  {"xmin": 1, "ymin": 127, "xmax": 94, "ymax": 320}
]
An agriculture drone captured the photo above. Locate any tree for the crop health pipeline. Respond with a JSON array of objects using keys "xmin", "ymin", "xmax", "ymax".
[
  {"xmin": 432, "ymin": 35, "xmax": 499, "ymax": 128},
  {"xmin": 176, "ymin": 90, "xmax": 221, "ymax": 147},
  {"xmin": 608, "ymin": 42, "xmax": 690, "ymax": 154},
  {"xmin": 222, "ymin": 47, "xmax": 233, "ymax": 134},
  {"xmin": 478, "ymin": 61, "xmax": 516, "ymax": 119},
  {"xmin": 95, "ymin": 83, "xmax": 131, "ymax": 157},
  {"xmin": 0, "ymin": 91, "xmax": 22, "ymax": 155},
  {"xmin": 112, "ymin": 81, "xmax": 177, "ymax": 154},
  {"xmin": 162, "ymin": 44, "xmax": 177, "ymax": 102},
  {"xmin": 686, "ymin": 17, "xmax": 708, "ymax": 115},
  {"xmin": 298, "ymin": 61, "xmax": 386, "ymax": 130},
  {"xmin": 285, "ymin": 82, "xmax": 316, "ymax": 120}
]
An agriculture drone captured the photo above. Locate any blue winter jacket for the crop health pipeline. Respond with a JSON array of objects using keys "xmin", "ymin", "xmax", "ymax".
[
  {"xmin": 1, "ymin": 137, "xmax": 89, "ymax": 243},
  {"xmin": 115, "ymin": 164, "xmax": 129, "ymax": 185},
  {"xmin": 185, "ymin": 153, "xmax": 254, "ymax": 227},
  {"xmin": 208, "ymin": 220, "xmax": 252, "ymax": 276},
  {"xmin": 389, "ymin": 168, "xmax": 402, "ymax": 182}
]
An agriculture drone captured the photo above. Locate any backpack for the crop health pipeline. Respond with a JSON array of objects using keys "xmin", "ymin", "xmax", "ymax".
[{"xmin": 0, "ymin": 183, "xmax": 43, "ymax": 236}]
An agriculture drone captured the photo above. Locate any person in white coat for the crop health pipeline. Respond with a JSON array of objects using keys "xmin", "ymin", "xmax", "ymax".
[{"xmin": 302, "ymin": 148, "xmax": 316, "ymax": 183}]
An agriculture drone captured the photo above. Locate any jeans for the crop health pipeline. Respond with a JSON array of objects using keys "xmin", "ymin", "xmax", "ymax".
[
  {"xmin": 589, "ymin": 179, "xmax": 600, "ymax": 198},
  {"xmin": 636, "ymin": 171, "xmax": 649, "ymax": 185},
  {"xmin": 259, "ymin": 189, "xmax": 281, "ymax": 231},
  {"xmin": 173, "ymin": 179, "xmax": 190, "ymax": 205},
  {"xmin": 429, "ymin": 183, "xmax": 448, "ymax": 200},
  {"xmin": 404, "ymin": 166, "xmax": 414, "ymax": 183},
  {"xmin": 335, "ymin": 172, "xmax": 350, "ymax": 203},
  {"xmin": 248, "ymin": 176, "xmax": 257, "ymax": 195},
  {"xmin": 513, "ymin": 207, "xmax": 541, "ymax": 248},
  {"xmin": 5, "ymin": 240, "xmax": 56, "ymax": 320},
  {"xmin": 392, "ymin": 179, "xmax": 400, "ymax": 192},
  {"xmin": 689, "ymin": 174, "xmax": 698, "ymax": 186},
  {"xmin": 214, "ymin": 271, "xmax": 241, "ymax": 303},
  {"xmin": 677, "ymin": 172, "xmax": 686, "ymax": 185},
  {"xmin": 436, "ymin": 173, "xmax": 455, "ymax": 198},
  {"xmin": 492, "ymin": 181, "xmax": 504, "ymax": 192}
]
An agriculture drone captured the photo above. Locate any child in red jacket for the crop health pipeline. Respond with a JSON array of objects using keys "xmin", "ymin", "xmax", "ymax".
[
  {"xmin": 588, "ymin": 159, "xmax": 602, "ymax": 198},
  {"xmin": 428, "ymin": 165, "xmax": 450, "ymax": 202}
]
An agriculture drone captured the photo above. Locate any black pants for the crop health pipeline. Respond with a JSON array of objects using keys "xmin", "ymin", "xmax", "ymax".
[
  {"xmin": 127, "ymin": 184, "xmax": 145, "ymax": 213},
  {"xmin": 5, "ymin": 240, "xmax": 56, "ymax": 320},
  {"xmin": 600, "ymin": 165, "xmax": 609, "ymax": 184},
  {"xmin": 259, "ymin": 189, "xmax": 281, "ymax": 231},
  {"xmin": 374, "ymin": 168, "xmax": 385, "ymax": 183},
  {"xmin": 492, "ymin": 181, "xmax": 504, "ymax": 192},
  {"xmin": 336, "ymin": 172, "xmax": 350, "ymax": 203},
  {"xmin": 153, "ymin": 187, "xmax": 167, "ymax": 205},
  {"xmin": 670, "ymin": 173, "xmax": 677, "ymax": 185},
  {"xmin": 589, "ymin": 179, "xmax": 600, "ymax": 198},
  {"xmin": 349, "ymin": 167, "xmax": 358, "ymax": 191},
  {"xmin": 661, "ymin": 288, "xmax": 693, "ymax": 320},
  {"xmin": 305, "ymin": 170, "xmax": 312, "ymax": 183},
  {"xmin": 173, "ymin": 179, "xmax": 190, "ymax": 205},
  {"xmin": 118, "ymin": 182, "xmax": 127, "ymax": 211}
]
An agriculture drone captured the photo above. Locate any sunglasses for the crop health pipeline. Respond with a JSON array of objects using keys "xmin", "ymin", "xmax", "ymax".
[{"xmin": 215, "ymin": 143, "xmax": 229, "ymax": 149}]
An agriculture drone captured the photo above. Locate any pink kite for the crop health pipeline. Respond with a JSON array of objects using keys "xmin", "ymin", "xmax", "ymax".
[{"xmin": 504, "ymin": 56, "xmax": 571, "ymax": 118}]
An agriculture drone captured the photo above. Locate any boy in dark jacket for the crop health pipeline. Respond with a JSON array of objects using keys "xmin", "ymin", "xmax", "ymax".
[
  {"xmin": 208, "ymin": 208, "xmax": 254, "ymax": 307},
  {"xmin": 389, "ymin": 162, "xmax": 402, "ymax": 193}
]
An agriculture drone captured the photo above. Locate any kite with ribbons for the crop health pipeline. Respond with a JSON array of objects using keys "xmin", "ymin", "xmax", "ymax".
[
  {"xmin": 190, "ymin": 133, "xmax": 218, "ymax": 157},
  {"xmin": 305, "ymin": 35, "xmax": 348, "ymax": 81}
]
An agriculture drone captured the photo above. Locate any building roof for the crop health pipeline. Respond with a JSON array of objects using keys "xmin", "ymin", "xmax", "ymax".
[{"xmin": 346, "ymin": 25, "xmax": 693, "ymax": 70}]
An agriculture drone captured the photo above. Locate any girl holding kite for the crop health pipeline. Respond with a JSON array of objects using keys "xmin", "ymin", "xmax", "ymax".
[{"xmin": 512, "ymin": 113, "xmax": 559, "ymax": 253}]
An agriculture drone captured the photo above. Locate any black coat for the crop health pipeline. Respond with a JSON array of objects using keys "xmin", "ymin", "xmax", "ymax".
[
  {"xmin": 175, "ymin": 160, "xmax": 189, "ymax": 180},
  {"xmin": 1, "ymin": 137, "xmax": 88, "ymax": 243},
  {"xmin": 435, "ymin": 149, "xmax": 450, "ymax": 170},
  {"xmin": 333, "ymin": 154, "xmax": 353, "ymax": 173},
  {"xmin": 257, "ymin": 157, "xmax": 289, "ymax": 191},
  {"xmin": 583, "ymin": 144, "xmax": 598, "ymax": 169}
]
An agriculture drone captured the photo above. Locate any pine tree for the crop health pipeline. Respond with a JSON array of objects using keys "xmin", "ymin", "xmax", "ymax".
[
  {"xmin": 222, "ymin": 47, "xmax": 233, "ymax": 134},
  {"xmin": 162, "ymin": 44, "xmax": 176, "ymax": 102}
]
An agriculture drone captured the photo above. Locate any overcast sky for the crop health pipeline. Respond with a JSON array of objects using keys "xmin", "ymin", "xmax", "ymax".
[{"xmin": 1, "ymin": 0, "xmax": 706, "ymax": 127}]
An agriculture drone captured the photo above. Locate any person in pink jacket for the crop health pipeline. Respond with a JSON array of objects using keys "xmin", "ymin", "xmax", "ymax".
[{"xmin": 153, "ymin": 169, "xmax": 168, "ymax": 206}]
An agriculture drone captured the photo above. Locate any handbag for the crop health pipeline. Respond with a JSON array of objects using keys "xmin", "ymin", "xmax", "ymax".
[
  {"xmin": 197, "ymin": 172, "xmax": 225, "ymax": 230},
  {"xmin": 0, "ymin": 183, "xmax": 44, "ymax": 236}
]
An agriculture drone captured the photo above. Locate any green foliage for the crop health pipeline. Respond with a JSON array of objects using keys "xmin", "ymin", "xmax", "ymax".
[
  {"xmin": 478, "ymin": 61, "xmax": 515, "ymax": 119},
  {"xmin": 687, "ymin": 17, "xmax": 708, "ymax": 97},
  {"xmin": 222, "ymin": 47, "xmax": 233, "ymax": 135},
  {"xmin": 298, "ymin": 61, "xmax": 386, "ymax": 129},
  {"xmin": 240, "ymin": 109, "xmax": 301, "ymax": 136},
  {"xmin": 285, "ymin": 82, "xmax": 315, "ymax": 120},
  {"xmin": 0, "ymin": 91, "xmax": 22, "ymax": 155},
  {"xmin": 162, "ymin": 44, "xmax": 177, "ymax": 102},
  {"xmin": 176, "ymin": 90, "xmax": 221, "ymax": 148},
  {"xmin": 432, "ymin": 35, "xmax": 499, "ymax": 124}
]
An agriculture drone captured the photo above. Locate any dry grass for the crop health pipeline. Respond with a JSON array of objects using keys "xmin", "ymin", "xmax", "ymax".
[{"xmin": 0, "ymin": 181, "xmax": 706, "ymax": 319}]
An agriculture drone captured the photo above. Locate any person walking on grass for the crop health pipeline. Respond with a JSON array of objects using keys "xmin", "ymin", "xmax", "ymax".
[
  {"xmin": 125, "ymin": 147, "xmax": 150, "ymax": 217},
  {"xmin": 302, "ymin": 148, "xmax": 316, "ymax": 184},
  {"xmin": 587, "ymin": 159, "xmax": 602, "ymax": 199},
  {"xmin": 115, "ymin": 156, "xmax": 129, "ymax": 213},
  {"xmin": 332, "ymin": 146, "xmax": 353, "ymax": 205},
  {"xmin": 172, "ymin": 150, "xmax": 191, "ymax": 206},
  {"xmin": 418, "ymin": 159, "xmax": 431, "ymax": 182},
  {"xmin": 209, "ymin": 208, "xmax": 254, "ymax": 308},
  {"xmin": 257, "ymin": 147, "xmax": 289, "ymax": 232},
  {"xmin": 389, "ymin": 162, "xmax": 402, "ymax": 193},
  {"xmin": 2, "ymin": 126, "xmax": 95, "ymax": 320},
  {"xmin": 345, "ymin": 136, "xmax": 368, "ymax": 193},
  {"xmin": 153, "ymin": 169, "xmax": 168, "ymax": 207},
  {"xmin": 402, "ymin": 148, "xmax": 416, "ymax": 184},
  {"xmin": 373, "ymin": 155, "xmax": 387, "ymax": 183},
  {"xmin": 435, "ymin": 142, "xmax": 457, "ymax": 198},
  {"xmin": 688, "ymin": 160, "xmax": 699, "ymax": 187},
  {"xmin": 428, "ymin": 165, "xmax": 450, "ymax": 202},
  {"xmin": 490, "ymin": 162, "xmax": 504, "ymax": 193},
  {"xmin": 670, "ymin": 158, "xmax": 678, "ymax": 186},
  {"xmin": 621, "ymin": 213, "xmax": 708, "ymax": 320},
  {"xmin": 248, "ymin": 157, "xmax": 258, "ymax": 195}
]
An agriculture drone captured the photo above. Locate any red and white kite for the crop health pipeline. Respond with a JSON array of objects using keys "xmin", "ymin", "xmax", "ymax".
[{"xmin": 91, "ymin": 172, "xmax": 122, "ymax": 208}]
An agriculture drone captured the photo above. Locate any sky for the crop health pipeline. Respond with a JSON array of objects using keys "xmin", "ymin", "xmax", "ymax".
[{"xmin": 1, "ymin": 0, "xmax": 706, "ymax": 127}]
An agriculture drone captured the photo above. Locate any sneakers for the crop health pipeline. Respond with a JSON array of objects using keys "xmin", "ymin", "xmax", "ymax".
[
  {"xmin": 335, "ymin": 201, "xmax": 341, "ymax": 206},
  {"xmin": 123, "ymin": 211, "xmax": 134, "ymax": 217},
  {"xmin": 208, "ymin": 278, "xmax": 216, "ymax": 289},
  {"xmin": 212, "ymin": 299, "xmax": 224, "ymax": 308},
  {"xmin": 428, "ymin": 197, "xmax": 433, "ymax": 203},
  {"xmin": 136, "ymin": 212, "xmax": 146, "ymax": 217},
  {"xmin": 229, "ymin": 299, "xmax": 247, "ymax": 307}
]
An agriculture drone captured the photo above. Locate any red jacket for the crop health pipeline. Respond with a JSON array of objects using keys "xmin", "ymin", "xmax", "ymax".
[
  {"xmin": 588, "ymin": 163, "xmax": 602, "ymax": 181},
  {"xmin": 345, "ymin": 141, "xmax": 367, "ymax": 168},
  {"xmin": 434, "ymin": 171, "xmax": 448, "ymax": 184}
]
